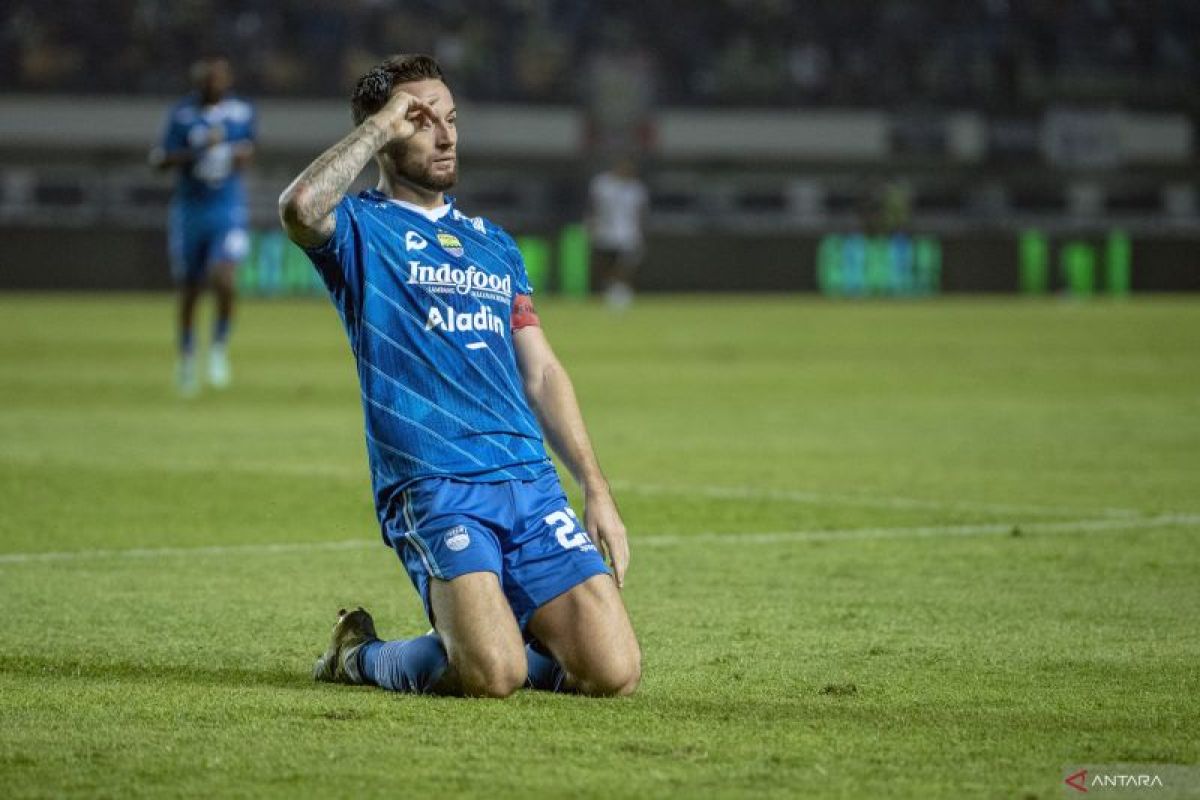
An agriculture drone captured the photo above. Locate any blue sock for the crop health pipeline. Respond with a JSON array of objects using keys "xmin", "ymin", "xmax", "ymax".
[
  {"xmin": 213, "ymin": 317, "xmax": 231, "ymax": 346},
  {"xmin": 525, "ymin": 643, "xmax": 568, "ymax": 692},
  {"xmin": 358, "ymin": 635, "xmax": 448, "ymax": 694},
  {"xmin": 179, "ymin": 328, "xmax": 195, "ymax": 356}
]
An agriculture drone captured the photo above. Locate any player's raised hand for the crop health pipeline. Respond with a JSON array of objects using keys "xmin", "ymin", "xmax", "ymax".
[
  {"xmin": 586, "ymin": 491, "xmax": 630, "ymax": 589},
  {"xmin": 371, "ymin": 91, "xmax": 441, "ymax": 144}
]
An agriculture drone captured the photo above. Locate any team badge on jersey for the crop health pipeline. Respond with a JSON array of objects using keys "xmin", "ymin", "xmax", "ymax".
[
  {"xmin": 444, "ymin": 525, "xmax": 471, "ymax": 551},
  {"xmin": 437, "ymin": 232, "xmax": 464, "ymax": 257}
]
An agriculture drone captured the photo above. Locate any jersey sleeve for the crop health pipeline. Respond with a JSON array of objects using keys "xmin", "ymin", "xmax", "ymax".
[
  {"xmin": 244, "ymin": 103, "xmax": 258, "ymax": 143},
  {"xmin": 160, "ymin": 110, "xmax": 189, "ymax": 154},
  {"xmin": 302, "ymin": 196, "xmax": 366, "ymax": 325},
  {"xmin": 497, "ymin": 231, "xmax": 540, "ymax": 331},
  {"xmin": 230, "ymin": 101, "xmax": 257, "ymax": 144}
]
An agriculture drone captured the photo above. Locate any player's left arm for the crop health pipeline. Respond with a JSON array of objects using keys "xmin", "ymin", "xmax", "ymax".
[
  {"xmin": 232, "ymin": 103, "xmax": 257, "ymax": 171},
  {"xmin": 513, "ymin": 325, "xmax": 630, "ymax": 587}
]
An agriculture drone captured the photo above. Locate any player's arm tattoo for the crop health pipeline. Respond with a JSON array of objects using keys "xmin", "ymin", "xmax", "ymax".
[{"xmin": 278, "ymin": 120, "xmax": 390, "ymax": 248}]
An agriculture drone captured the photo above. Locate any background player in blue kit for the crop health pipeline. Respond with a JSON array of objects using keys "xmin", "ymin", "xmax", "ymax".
[
  {"xmin": 279, "ymin": 55, "xmax": 641, "ymax": 698},
  {"xmin": 151, "ymin": 57, "xmax": 256, "ymax": 396}
]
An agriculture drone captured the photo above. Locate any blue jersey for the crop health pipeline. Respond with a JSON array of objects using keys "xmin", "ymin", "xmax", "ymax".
[
  {"xmin": 303, "ymin": 190, "xmax": 554, "ymax": 536},
  {"xmin": 159, "ymin": 93, "xmax": 256, "ymax": 219}
]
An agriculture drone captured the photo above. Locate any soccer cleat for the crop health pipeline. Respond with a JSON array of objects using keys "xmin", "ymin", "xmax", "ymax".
[
  {"xmin": 604, "ymin": 282, "xmax": 634, "ymax": 311},
  {"xmin": 176, "ymin": 355, "xmax": 199, "ymax": 398},
  {"xmin": 312, "ymin": 607, "xmax": 378, "ymax": 685},
  {"xmin": 207, "ymin": 345, "xmax": 231, "ymax": 389}
]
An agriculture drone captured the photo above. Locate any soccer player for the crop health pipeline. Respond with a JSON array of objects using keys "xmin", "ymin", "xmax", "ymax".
[
  {"xmin": 279, "ymin": 55, "xmax": 641, "ymax": 698},
  {"xmin": 587, "ymin": 157, "xmax": 648, "ymax": 310},
  {"xmin": 150, "ymin": 57, "xmax": 256, "ymax": 396}
]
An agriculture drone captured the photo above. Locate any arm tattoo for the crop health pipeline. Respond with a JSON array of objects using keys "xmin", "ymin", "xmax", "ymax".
[{"xmin": 279, "ymin": 120, "xmax": 389, "ymax": 247}]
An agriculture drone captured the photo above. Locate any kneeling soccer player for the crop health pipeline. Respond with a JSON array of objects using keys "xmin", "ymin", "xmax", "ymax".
[{"xmin": 278, "ymin": 54, "xmax": 640, "ymax": 698}]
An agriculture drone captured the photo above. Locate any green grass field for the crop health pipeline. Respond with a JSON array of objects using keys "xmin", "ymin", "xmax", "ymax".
[{"xmin": 1, "ymin": 294, "xmax": 1198, "ymax": 799}]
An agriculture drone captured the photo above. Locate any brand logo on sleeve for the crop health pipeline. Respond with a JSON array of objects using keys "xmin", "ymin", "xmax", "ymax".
[{"xmin": 452, "ymin": 209, "xmax": 488, "ymax": 234}]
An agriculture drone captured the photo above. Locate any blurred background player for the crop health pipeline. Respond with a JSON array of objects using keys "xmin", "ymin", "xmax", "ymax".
[
  {"xmin": 586, "ymin": 157, "xmax": 647, "ymax": 310},
  {"xmin": 149, "ymin": 57, "xmax": 256, "ymax": 396}
]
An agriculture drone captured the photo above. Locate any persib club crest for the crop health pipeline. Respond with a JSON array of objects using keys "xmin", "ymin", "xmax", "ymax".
[
  {"xmin": 437, "ymin": 232, "xmax": 464, "ymax": 258},
  {"xmin": 444, "ymin": 525, "xmax": 471, "ymax": 552}
]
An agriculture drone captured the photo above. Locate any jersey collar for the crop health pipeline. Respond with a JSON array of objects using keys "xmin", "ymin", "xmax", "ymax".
[{"xmin": 367, "ymin": 189, "xmax": 454, "ymax": 222}]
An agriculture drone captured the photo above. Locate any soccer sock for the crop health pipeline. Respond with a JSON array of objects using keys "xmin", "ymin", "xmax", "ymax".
[
  {"xmin": 358, "ymin": 635, "xmax": 449, "ymax": 694},
  {"xmin": 179, "ymin": 328, "xmax": 195, "ymax": 356},
  {"xmin": 525, "ymin": 643, "xmax": 568, "ymax": 692},
  {"xmin": 212, "ymin": 317, "xmax": 231, "ymax": 347}
]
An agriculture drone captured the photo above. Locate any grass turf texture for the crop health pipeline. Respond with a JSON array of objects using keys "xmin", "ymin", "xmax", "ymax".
[{"xmin": 1, "ymin": 294, "xmax": 1197, "ymax": 799}]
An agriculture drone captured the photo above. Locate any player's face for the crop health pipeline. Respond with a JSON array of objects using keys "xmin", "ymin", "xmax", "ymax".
[
  {"xmin": 196, "ymin": 59, "xmax": 233, "ymax": 103},
  {"xmin": 383, "ymin": 79, "xmax": 458, "ymax": 193}
]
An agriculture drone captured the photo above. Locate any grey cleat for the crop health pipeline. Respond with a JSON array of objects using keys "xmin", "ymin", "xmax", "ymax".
[
  {"xmin": 176, "ymin": 355, "xmax": 199, "ymax": 398},
  {"xmin": 312, "ymin": 606, "xmax": 378, "ymax": 685},
  {"xmin": 207, "ymin": 345, "xmax": 231, "ymax": 389}
]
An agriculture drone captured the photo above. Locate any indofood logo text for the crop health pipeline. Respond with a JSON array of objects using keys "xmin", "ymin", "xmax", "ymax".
[{"xmin": 408, "ymin": 262, "xmax": 512, "ymax": 302}]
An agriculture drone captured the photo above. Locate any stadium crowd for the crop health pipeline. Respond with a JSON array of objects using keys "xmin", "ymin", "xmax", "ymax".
[{"xmin": 3, "ymin": 0, "xmax": 1198, "ymax": 109}]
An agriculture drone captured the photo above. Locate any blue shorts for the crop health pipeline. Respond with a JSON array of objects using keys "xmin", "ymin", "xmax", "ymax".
[
  {"xmin": 385, "ymin": 469, "xmax": 611, "ymax": 635},
  {"xmin": 168, "ymin": 203, "xmax": 249, "ymax": 285}
]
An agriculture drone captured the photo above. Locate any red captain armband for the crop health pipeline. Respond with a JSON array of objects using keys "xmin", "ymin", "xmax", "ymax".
[{"xmin": 511, "ymin": 294, "xmax": 540, "ymax": 331}]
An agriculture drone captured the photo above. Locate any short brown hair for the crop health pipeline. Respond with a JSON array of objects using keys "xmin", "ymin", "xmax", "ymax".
[{"xmin": 351, "ymin": 54, "xmax": 445, "ymax": 125}]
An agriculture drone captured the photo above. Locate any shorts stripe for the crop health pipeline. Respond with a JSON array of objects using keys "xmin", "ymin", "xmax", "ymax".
[{"xmin": 402, "ymin": 490, "xmax": 444, "ymax": 579}]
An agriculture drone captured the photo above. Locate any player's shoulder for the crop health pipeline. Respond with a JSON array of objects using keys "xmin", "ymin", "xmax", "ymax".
[
  {"xmin": 591, "ymin": 171, "xmax": 617, "ymax": 189},
  {"xmin": 340, "ymin": 190, "xmax": 414, "ymax": 235},
  {"xmin": 168, "ymin": 95, "xmax": 200, "ymax": 124},
  {"xmin": 216, "ymin": 96, "xmax": 255, "ymax": 122},
  {"xmin": 448, "ymin": 204, "xmax": 515, "ymax": 247},
  {"xmin": 345, "ymin": 189, "xmax": 394, "ymax": 217}
]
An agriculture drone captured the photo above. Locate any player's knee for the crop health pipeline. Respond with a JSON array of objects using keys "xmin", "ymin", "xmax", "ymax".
[
  {"xmin": 580, "ymin": 648, "xmax": 641, "ymax": 698},
  {"xmin": 463, "ymin": 669, "xmax": 524, "ymax": 699},
  {"xmin": 607, "ymin": 651, "xmax": 642, "ymax": 697},
  {"xmin": 455, "ymin": 651, "xmax": 526, "ymax": 699}
]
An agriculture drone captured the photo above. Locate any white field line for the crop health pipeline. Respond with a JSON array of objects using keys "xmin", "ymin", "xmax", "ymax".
[
  {"xmin": 608, "ymin": 480, "xmax": 1147, "ymax": 520},
  {"xmin": 1, "ymin": 513, "xmax": 1196, "ymax": 566},
  {"xmin": 635, "ymin": 513, "xmax": 1200, "ymax": 547},
  {"xmin": 3, "ymin": 450, "xmax": 1153, "ymax": 519},
  {"xmin": 0, "ymin": 539, "xmax": 373, "ymax": 564}
]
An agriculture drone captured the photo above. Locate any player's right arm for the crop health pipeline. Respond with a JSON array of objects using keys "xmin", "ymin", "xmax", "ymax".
[
  {"xmin": 150, "ymin": 106, "xmax": 212, "ymax": 172},
  {"xmin": 278, "ymin": 91, "xmax": 437, "ymax": 249},
  {"xmin": 148, "ymin": 146, "xmax": 195, "ymax": 170}
]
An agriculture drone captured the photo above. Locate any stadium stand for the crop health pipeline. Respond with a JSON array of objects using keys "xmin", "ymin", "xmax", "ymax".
[
  {"xmin": 3, "ymin": 0, "xmax": 1198, "ymax": 110},
  {"xmin": 0, "ymin": 1, "xmax": 1196, "ymax": 292}
]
